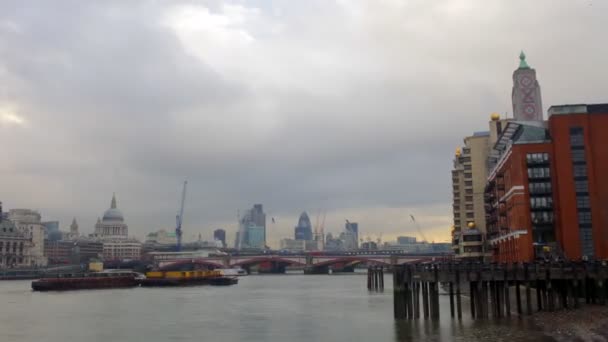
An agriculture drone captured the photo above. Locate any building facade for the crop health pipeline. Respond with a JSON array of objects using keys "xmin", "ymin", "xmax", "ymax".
[
  {"xmin": 213, "ymin": 229, "xmax": 226, "ymax": 247},
  {"xmin": 42, "ymin": 221, "xmax": 61, "ymax": 241},
  {"xmin": 145, "ymin": 229, "xmax": 177, "ymax": 246},
  {"xmin": 344, "ymin": 221, "xmax": 359, "ymax": 250},
  {"xmin": 485, "ymin": 104, "xmax": 608, "ymax": 262},
  {"xmin": 102, "ymin": 239, "xmax": 142, "ymax": 261},
  {"xmin": 246, "ymin": 225, "xmax": 265, "ymax": 249},
  {"xmin": 294, "ymin": 212, "xmax": 313, "ymax": 241},
  {"xmin": 0, "ymin": 202, "xmax": 35, "ymax": 268},
  {"xmin": 451, "ymin": 129, "xmax": 494, "ymax": 259},
  {"xmin": 280, "ymin": 238, "xmax": 305, "ymax": 252},
  {"xmin": 236, "ymin": 204, "xmax": 267, "ymax": 249},
  {"xmin": 8, "ymin": 209, "xmax": 47, "ymax": 266},
  {"xmin": 44, "ymin": 239, "xmax": 103, "ymax": 264}
]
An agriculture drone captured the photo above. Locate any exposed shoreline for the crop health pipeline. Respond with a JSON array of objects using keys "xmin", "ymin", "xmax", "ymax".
[{"xmin": 534, "ymin": 305, "xmax": 608, "ymax": 341}]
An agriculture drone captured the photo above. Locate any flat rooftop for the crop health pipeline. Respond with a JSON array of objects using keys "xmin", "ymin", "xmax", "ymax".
[{"xmin": 548, "ymin": 103, "xmax": 608, "ymax": 116}]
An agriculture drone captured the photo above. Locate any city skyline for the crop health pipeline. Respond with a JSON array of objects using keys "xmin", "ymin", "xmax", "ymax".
[{"xmin": 2, "ymin": 1, "xmax": 607, "ymax": 248}]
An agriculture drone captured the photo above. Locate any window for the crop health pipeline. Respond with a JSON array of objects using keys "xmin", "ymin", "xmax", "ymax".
[
  {"xmin": 460, "ymin": 157, "xmax": 471, "ymax": 163},
  {"xmin": 465, "ymin": 181, "xmax": 473, "ymax": 187},
  {"xmin": 570, "ymin": 127, "xmax": 584, "ymax": 147},
  {"xmin": 464, "ymin": 165, "xmax": 472, "ymax": 171},
  {"xmin": 464, "ymin": 172, "xmax": 472, "ymax": 179},
  {"xmin": 573, "ymin": 164, "xmax": 588, "ymax": 178},
  {"xmin": 578, "ymin": 211, "xmax": 592, "ymax": 225},
  {"xmin": 527, "ymin": 167, "xmax": 551, "ymax": 179},
  {"xmin": 530, "ymin": 196, "xmax": 553, "ymax": 209},
  {"xmin": 465, "ymin": 189, "xmax": 473, "ymax": 194},
  {"xmin": 463, "ymin": 234, "xmax": 482, "ymax": 242},
  {"xmin": 531, "ymin": 211, "xmax": 554, "ymax": 224},
  {"xmin": 465, "ymin": 196, "xmax": 473, "ymax": 202},
  {"xmin": 466, "ymin": 212, "xmax": 474, "ymax": 218},
  {"xmin": 526, "ymin": 153, "xmax": 549, "ymax": 165},
  {"xmin": 465, "ymin": 204, "xmax": 474, "ymax": 210},
  {"xmin": 576, "ymin": 196, "xmax": 590, "ymax": 209},
  {"xmin": 529, "ymin": 182, "xmax": 552, "ymax": 194},
  {"xmin": 575, "ymin": 180, "xmax": 589, "ymax": 194},
  {"xmin": 580, "ymin": 227, "xmax": 594, "ymax": 258},
  {"xmin": 571, "ymin": 149, "xmax": 586, "ymax": 163}
]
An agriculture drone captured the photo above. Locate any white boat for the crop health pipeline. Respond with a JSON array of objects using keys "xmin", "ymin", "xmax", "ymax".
[{"xmin": 218, "ymin": 268, "xmax": 247, "ymax": 276}]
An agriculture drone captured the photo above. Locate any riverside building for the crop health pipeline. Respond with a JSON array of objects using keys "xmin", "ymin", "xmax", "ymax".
[{"xmin": 486, "ymin": 104, "xmax": 608, "ymax": 262}]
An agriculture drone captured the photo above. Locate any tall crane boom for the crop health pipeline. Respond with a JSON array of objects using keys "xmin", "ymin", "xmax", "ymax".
[
  {"xmin": 410, "ymin": 214, "xmax": 428, "ymax": 243},
  {"xmin": 176, "ymin": 181, "xmax": 188, "ymax": 251}
]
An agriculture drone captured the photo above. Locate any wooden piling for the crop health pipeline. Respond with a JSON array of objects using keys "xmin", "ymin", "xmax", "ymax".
[
  {"xmin": 390, "ymin": 261, "xmax": 608, "ymax": 322},
  {"xmin": 422, "ymin": 281, "xmax": 429, "ymax": 319},
  {"xmin": 413, "ymin": 281, "xmax": 420, "ymax": 319},
  {"xmin": 432, "ymin": 265, "xmax": 440, "ymax": 320},
  {"xmin": 504, "ymin": 266, "xmax": 511, "ymax": 317},
  {"xmin": 470, "ymin": 281, "xmax": 476, "ymax": 319},
  {"xmin": 547, "ymin": 267, "xmax": 555, "ymax": 312},
  {"xmin": 449, "ymin": 281, "xmax": 455, "ymax": 318},
  {"xmin": 525, "ymin": 263, "xmax": 532, "ymax": 315},
  {"xmin": 490, "ymin": 281, "xmax": 497, "ymax": 318},
  {"xmin": 456, "ymin": 266, "xmax": 462, "ymax": 319}
]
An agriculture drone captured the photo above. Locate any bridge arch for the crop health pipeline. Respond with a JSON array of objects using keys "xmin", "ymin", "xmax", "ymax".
[
  {"xmin": 312, "ymin": 256, "xmax": 391, "ymax": 268},
  {"xmin": 230, "ymin": 256, "xmax": 306, "ymax": 268}
]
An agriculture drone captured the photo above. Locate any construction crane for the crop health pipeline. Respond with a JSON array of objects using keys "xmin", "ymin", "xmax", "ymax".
[
  {"xmin": 314, "ymin": 210, "xmax": 327, "ymax": 251},
  {"xmin": 175, "ymin": 181, "xmax": 188, "ymax": 251},
  {"xmin": 409, "ymin": 214, "xmax": 428, "ymax": 243}
]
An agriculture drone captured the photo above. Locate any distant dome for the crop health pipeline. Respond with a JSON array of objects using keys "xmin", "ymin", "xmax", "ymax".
[
  {"xmin": 102, "ymin": 208, "xmax": 124, "ymax": 222},
  {"xmin": 102, "ymin": 193, "xmax": 124, "ymax": 222}
]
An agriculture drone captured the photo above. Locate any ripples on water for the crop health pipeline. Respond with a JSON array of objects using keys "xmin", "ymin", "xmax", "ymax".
[{"xmin": 0, "ymin": 274, "xmax": 554, "ymax": 342}]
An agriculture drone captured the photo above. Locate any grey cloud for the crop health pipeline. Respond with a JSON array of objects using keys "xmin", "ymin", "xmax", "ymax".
[{"xmin": 1, "ymin": 0, "xmax": 606, "ymax": 243}]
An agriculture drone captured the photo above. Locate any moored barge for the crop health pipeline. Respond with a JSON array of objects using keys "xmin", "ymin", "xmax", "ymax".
[
  {"xmin": 140, "ymin": 270, "xmax": 238, "ymax": 287},
  {"xmin": 31, "ymin": 271, "xmax": 144, "ymax": 291}
]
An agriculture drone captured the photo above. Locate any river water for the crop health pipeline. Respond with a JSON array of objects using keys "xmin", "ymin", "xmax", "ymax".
[{"xmin": 1, "ymin": 274, "xmax": 554, "ymax": 342}]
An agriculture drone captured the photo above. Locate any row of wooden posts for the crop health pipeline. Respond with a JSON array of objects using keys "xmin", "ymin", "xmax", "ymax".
[
  {"xmin": 367, "ymin": 266, "xmax": 384, "ymax": 291},
  {"xmin": 389, "ymin": 262, "xmax": 608, "ymax": 320}
]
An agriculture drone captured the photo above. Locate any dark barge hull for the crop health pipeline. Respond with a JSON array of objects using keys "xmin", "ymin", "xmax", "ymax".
[
  {"xmin": 140, "ymin": 276, "xmax": 238, "ymax": 287},
  {"xmin": 32, "ymin": 276, "xmax": 139, "ymax": 291}
]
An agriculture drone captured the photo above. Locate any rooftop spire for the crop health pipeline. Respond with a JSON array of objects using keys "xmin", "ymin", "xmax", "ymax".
[
  {"xmin": 519, "ymin": 50, "xmax": 530, "ymax": 69},
  {"xmin": 111, "ymin": 193, "xmax": 117, "ymax": 209}
]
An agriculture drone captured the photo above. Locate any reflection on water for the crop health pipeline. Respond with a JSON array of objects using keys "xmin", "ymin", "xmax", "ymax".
[
  {"xmin": 0, "ymin": 274, "xmax": 554, "ymax": 342},
  {"xmin": 394, "ymin": 318, "xmax": 553, "ymax": 342}
]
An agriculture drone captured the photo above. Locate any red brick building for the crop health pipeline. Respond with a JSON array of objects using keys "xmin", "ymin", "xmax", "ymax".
[{"xmin": 486, "ymin": 104, "xmax": 608, "ymax": 262}]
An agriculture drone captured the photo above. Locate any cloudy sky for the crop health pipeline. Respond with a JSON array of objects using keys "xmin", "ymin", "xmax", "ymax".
[{"xmin": 0, "ymin": 0, "xmax": 606, "ymax": 247}]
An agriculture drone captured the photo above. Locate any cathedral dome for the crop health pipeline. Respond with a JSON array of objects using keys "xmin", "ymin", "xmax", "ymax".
[
  {"xmin": 102, "ymin": 193, "xmax": 124, "ymax": 222},
  {"xmin": 102, "ymin": 208, "xmax": 124, "ymax": 222}
]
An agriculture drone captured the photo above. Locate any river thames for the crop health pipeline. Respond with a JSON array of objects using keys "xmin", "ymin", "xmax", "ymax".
[{"xmin": 1, "ymin": 273, "xmax": 555, "ymax": 342}]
